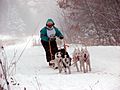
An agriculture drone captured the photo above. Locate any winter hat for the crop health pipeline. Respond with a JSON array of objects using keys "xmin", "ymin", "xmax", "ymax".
[{"xmin": 46, "ymin": 19, "xmax": 55, "ymax": 27}]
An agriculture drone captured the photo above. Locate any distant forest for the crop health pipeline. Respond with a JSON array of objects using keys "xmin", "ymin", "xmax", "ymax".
[{"xmin": 57, "ymin": 0, "xmax": 120, "ymax": 45}]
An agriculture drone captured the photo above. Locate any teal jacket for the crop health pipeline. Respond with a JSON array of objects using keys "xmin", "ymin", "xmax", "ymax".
[
  {"xmin": 40, "ymin": 26, "xmax": 63, "ymax": 42},
  {"xmin": 40, "ymin": 19, "xmax": 64, "ymax": 42}
]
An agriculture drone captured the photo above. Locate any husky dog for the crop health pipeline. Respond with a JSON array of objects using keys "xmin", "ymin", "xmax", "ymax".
[
  {"xmin": 54, "ymin": 49, "xmax": 71, "ymax": 74},
  {"xmin": 80, "ymin": 47, "xmax": 91, "ymax": 73},
  {"xmin": 72, "ymin": 47, "xmax": 91, "ymax": 73},
  {"xmin": 62, "ymin": 54, "xmax": 71, "ymax": 74},
  {"xmin": 54, "ymin": 51, "xmax": 62, "ymax": 70},
  {"xmin": 72, "ymin": 48, "xmax": 81, "ymax": 72}
]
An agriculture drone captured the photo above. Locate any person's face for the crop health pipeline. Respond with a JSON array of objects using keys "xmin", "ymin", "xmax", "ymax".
[{"xmin": 46, "ymin": 22, "xmax": 54, "ymax": 28}]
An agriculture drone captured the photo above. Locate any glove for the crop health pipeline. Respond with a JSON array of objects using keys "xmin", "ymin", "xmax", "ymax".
[{"xmin": 59, "ymin": 36, "xmax": 64, "ymax": 39}]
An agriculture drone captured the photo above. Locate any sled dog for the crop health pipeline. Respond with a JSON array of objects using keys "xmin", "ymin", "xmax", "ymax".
[
  {"xmin": 72, "ymin": 48, "xmax": 81, "ymax": 72},
  {"xmin": 80, "ymin": 47, "xmax": 91, "ymax": 73},
  {"xmin": 54, "ymin": 49, "xmax": 71, "ymax": 74},
  {"xmin": 72, "ymin": 47, "xmax": 91, "ymax": 73}
]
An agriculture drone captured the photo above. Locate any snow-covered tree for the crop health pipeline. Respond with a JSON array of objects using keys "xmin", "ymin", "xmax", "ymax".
[{"xmin": 57, "ymin": 0, "xmax": 120, "ymax": 45}]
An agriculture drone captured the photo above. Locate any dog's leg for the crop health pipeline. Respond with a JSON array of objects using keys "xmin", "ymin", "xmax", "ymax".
[
  {"xmin": 58, "ymin": 61, "xmax": 62, "ymax": 73},
  {"xmin": 59, "ymin": 67, "xmax": 62, "ymax": 73},
  {"xmin": 86, "ymin": 61, "xmax": 88, "ymax": 73},
  {"xmin": 83, "ymin": 60, "xmax": 86, "ymax": 73},
  {"xmin": 64, "ymin": 68, "xmax": 67, "ymax": 74},
  {"xmin": 75, "ymin": 61, "xmax": 79, "ymax": 72},
  {"xmin": 88, "ymin": 59, "xmax": 91, "ymax": 71},
  {"xmin": 54, "ymin": 59, "xmax": 58, "ymax": 69},
  {"xmin": 62, "ymin": 59, "xmax": 67, "ymax": 74},
  {"xmin": 67, "ymin": 66, "xmax": 71, "ymax": 74},
  {"xmin": 68, "ymin": 59, "xmax": 71, "ymax": 74},
  {"xmin": 79, "ymin": 59, "xmax": 82, "ymax": 72}
]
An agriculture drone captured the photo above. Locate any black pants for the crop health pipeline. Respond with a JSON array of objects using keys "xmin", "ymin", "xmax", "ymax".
[{"xmin": 41, "ymin": 40, "xmax": 58, "ymax": 62}]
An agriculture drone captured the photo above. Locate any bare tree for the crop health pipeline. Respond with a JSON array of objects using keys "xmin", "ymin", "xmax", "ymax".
[{"xmin": 57, "ymin": 0, "xmax": 120, "ymax": 45}]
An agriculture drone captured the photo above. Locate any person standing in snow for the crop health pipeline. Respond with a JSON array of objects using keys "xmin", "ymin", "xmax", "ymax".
[{"xmin": 40, "ymin": 19, "xmax": 64, "ymax": 66}]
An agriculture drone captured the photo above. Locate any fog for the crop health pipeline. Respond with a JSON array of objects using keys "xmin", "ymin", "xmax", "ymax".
[{"xmin": 0, "ymin": 0, "xmax": 61, "ymax": 39}]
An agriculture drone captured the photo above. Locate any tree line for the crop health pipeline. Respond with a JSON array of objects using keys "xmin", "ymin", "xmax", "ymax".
[{"xmin": 57, "ymin": 0, "xmax": 120, "ymax": 45}]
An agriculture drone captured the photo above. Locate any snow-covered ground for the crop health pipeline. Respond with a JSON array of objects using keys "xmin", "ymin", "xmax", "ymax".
[
  {"xmin": 1, "ymin": 0, "xmax": 120, "ymax": 89},
  {"xmin": 1, "ymin": 43, "xmax": 120, "ymax": 90}
]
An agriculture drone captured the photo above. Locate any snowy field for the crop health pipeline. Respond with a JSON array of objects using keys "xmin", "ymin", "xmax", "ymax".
[{"xmin": 1, "ymin": 43, "xmax": 120, "ymax": 90}]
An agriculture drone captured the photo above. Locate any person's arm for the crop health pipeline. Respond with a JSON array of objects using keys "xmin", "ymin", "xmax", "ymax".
[
  {"xmin": 40, "ymin": 27, "xmax": 49, "ymax": 41},
  {"xmin": 54, "ymin": 27, "xmax": 64, "ymax": 39},
  {"xmin": 40, "ymin": 28, "xmax": 45, "ymax": 38}
]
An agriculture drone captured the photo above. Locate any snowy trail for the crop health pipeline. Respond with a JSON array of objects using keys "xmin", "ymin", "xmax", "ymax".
[
  {"xmin": 1, "ymin": 0, "xmax": 120, "ymax": 89},
  {"xmin": 3, "ymin": 44, "xmax": 120, "ymax": 90}
]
